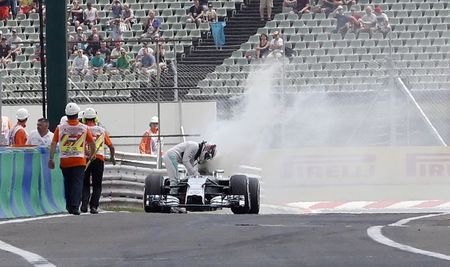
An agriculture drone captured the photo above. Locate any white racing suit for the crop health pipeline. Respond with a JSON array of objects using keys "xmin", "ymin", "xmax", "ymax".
[{"xmin": 163, "ymin": 141, "xmax": 202, "ymax": 194}]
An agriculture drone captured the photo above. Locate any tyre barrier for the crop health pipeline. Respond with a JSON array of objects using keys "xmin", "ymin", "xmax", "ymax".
[{"xmin": 0, "ymin": 147, "xmax": 66, "ymax": 219}]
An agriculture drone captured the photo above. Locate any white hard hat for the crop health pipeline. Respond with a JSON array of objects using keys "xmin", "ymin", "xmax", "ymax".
[
  {"xmin": 83, "ymin": 107, "xmax": 97, "ymax": 119},
  {"xmin": 16, "ymin": 108, "xmax": 29, "ymax": 120},
  {"xmin": 65, "ymin": 102, "xmax": 80, "ymax": 116},
  {"xmin": 59, "ymin": 115, "xmax": 68, "ymax": 125},
  {"xmin": 150, "ymin": 116, "xmax": 159, "ymax": 124}
]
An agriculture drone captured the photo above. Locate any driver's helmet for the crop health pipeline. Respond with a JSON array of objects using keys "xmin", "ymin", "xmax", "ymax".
[{"xmin": 199, "ymin": 142, "xmax": 217, "ymax": 162}]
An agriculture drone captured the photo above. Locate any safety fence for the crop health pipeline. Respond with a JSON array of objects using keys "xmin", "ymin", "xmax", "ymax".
[{"xmin": 0, "ymin": 147, "xmax": 66, "ymax": 219}]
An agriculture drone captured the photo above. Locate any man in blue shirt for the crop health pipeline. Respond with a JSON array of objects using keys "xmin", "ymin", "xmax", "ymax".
[{"xmin": 137, "ymin": 48, "xmax": 156, "ymax": 75}]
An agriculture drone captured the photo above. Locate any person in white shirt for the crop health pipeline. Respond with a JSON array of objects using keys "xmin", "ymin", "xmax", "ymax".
[
  {"xmin": 7, "ymin": 28, "xmax": 22, "ymax": 59},
  {"xmin": 267, "ymin": 31, "xmax": 284, "ymax": 58},
  {"xmin": 26, "ymin": 118, "xmax": 54, "ymax": 146},
  {"xmin": 83, "ymin": 2, "xmax": 98, "ymax": 28},
  {"xmin": 71, "ymin": 49, "xmax": 89, "ymax": 75},
  {"xmin": 359, "ymin": 5, "xmax": 377, "ymax": 35},
  {"xmin": 374, "ymin": 5, "xmax": 390, "ymax": 36}
]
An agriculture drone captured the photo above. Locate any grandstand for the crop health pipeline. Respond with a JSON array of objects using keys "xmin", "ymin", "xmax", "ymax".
[
  {"xmin": 0, "ymin": 0, "xmax": 449, "ymax": 144},
  {"xmin": 197, "ymin": 0, "xmax": 450, "ymax": 94}
]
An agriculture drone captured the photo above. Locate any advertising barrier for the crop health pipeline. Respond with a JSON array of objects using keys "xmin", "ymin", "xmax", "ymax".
[{"xmin": 0, "ymin": 147, "xmax": 66, "ymax": 219}]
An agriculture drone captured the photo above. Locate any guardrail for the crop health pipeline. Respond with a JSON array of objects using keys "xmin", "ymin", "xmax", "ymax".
[{"xmin": 101, "ymin": 151, "xmax": 164, "ymax": 208}]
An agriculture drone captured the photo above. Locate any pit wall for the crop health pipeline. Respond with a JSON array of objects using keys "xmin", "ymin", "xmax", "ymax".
[{"xmin": 0, "ymin": 147, "xmax": 66, "ymax": 219}]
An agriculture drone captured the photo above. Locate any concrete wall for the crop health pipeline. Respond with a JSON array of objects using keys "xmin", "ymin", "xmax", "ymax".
[{"xmin": 2, "ymin": 102, "xmax": 217, "ymax": 152}]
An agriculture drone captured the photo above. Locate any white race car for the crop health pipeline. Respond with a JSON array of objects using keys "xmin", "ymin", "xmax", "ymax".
[{"xmin": 143, "ymin": 171, "xmax": 260, "ymax": 214}]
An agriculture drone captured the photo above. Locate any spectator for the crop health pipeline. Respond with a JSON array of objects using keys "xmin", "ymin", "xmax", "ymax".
[
  {"xmin": 31, "ymin": 42, "xmax": 45, "ymax": 62},
  {"xmin": 0, "ymin": 37, "xmax": 13, "ymax": 66},
  {"xmin": 89, "ymin": 51, "xmax": 105, "ymax": 75},
  {"xmin": 71, "ymin": 49, "xmax": 89, "ymax": 75},
  {"xmin": 322, "ymin": 0, "xmax": 342, "ymax": 16},
  {"xmin": 72, "ymin": 26, "xmax": 87, "ymax": 53},
  {"xmin": 83, "ymin": 2, "xmax": 98, "ymax": 28},
  {"xmin": 333, "ymin": 6, "xmax": 349, "ymax": 36},
  {"xmin": 137, "ymin": 48, "xmax": 156, "ymax": 75},
  {"xmin": 199, "ymin": 0, "xmax": 208, "ymax": 10},
  {"xmin": 121, "ymin": 3, "xmax": 135, "ymax": 30},
  {"xmin": 267, "ymin": 31, "xmax": 284, "ymax": 58},
  {"xmin": 142, "ymin": 9, "xmax": 161, "ymax": 39},
  {"xmin": 19, "ymin": 0, "xmax": 35, "ymax": 15},
  {"xmin": 255, "ymin": 33, "xmax": 269, "ymax": 59},
  {"xmin": 115, "ymin": 48, "xmax": 133, "ymax": 73},
  {"xmin": 7, "ymin": 28, "xmax": 22, "ymax": 59},
  {"xmin": 295, "ymin": 0, "xmax": 311, "ymax": 14},
  {"xmin": 88, "ymin": 27, "xmax": 102, "ymax": 40},
  {"xmin": 204, "ymin": 3, "xmax": 217, "ymax": 22},
  {"xmin": 374, "ymin": 5, "xmax": 390, "ymax": 37},
  {"xmin": 285, "ymin": 0, "xmax": 310, "ymax": 15},
  {"xmin": 26, "ymin": 118, "xmax": 54, "ymax": 147},
  {"xmin": 108, "ymin": 41, "xmax": 122, "ymax": 68},
  {"xmin": 0, "ymin": 0, "xmax": 10, "ymax": 22},
  {"xmin": 283, "ymin": 0, "xmax": 296, "ymax": 13},
  {"xmin": 109, "ymin": 18, "xmax": 123, "ymax": 42},
  {"xmin": 86, "ymin": 28, "xmax": 102, "ymax": 53},
  {"xmin": 110, "ymin": 0, "xmax": 122, "ymax": 19},
  {"xmin": 9, "ymin": 0, "xmax": 17, "ymax": 19},
  {"xmin": 156, "ymin": 42, "xmax": 167, "ymax": 71},
  {"xmin": 70, "ymin": 0, "xmax": 84, "ymax": 27},
  {"xmin": 8, "ymin": 108, "xmax": 29, "ymax": 146},
  {"xmin": 86, "ymin": 27, "xmax": 102, "ymax": 56},
  {"xmin": 187, "ymin": 0, "xmax": 205, "ymax": 26},
  {"xmin": 343, "ymin": 0, "xmax": 356, "ymax": 9},
  {"xmin": 137, "ymin": 42, "xmax": 154, "ymax": 61},
  {"xmin": 359, "ymin": 5, "xmax": 376, "ymax": 35},
  {"xmin": 97, "ymin": 41, "xmax": 111, "ymax": 64},
  {"xmin": 259, "ymin": 0, "xmax": 272, "ymax": 21},
  {"xmin": 348, "ymin": 6, "xmax": 361, "ymax": 33}
]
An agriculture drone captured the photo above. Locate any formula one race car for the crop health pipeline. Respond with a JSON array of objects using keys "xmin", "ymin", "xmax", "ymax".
[{"xmin": 143, "ymin": 171, "xmax": 260, "ymax": 214}]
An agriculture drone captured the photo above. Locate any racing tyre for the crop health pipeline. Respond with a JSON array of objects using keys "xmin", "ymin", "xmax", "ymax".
[
  {"xmin": 229, "ymin": 175, "xmax": 250, "ymax": 214},
  {"xmin": 248, "ymin": 177, "xmax": 260, "ymax": 214},
  {"xmin": 144, "ymin": 174, "xmax": 164, "ymax": 213}
]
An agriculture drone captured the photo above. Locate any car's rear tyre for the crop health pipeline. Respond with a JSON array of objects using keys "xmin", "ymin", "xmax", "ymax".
[
  {"xmin": 248, "ymin": 177, "xmax": 260, "ymax": 214},
  {"xmin": 144, "ymin": 174, "xmax": 164, "ymax": 213},
  {"xmin": 230, "ymin": 175, "xmax": 250, "ymax": 214}
]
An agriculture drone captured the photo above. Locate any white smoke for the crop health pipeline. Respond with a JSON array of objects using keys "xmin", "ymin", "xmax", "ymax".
[{"xmin": 203, "ymin": 60, "xmax": 340, "ymax": 176}]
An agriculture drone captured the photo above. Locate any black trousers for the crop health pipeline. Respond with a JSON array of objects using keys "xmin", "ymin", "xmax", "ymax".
[
  {"xmin": 61, "ymin": 166, "xmax": 85, "ymax": 212},
  {"xmin": 82, "ymin": 158, "xmax": 105, "ymax": 209}
]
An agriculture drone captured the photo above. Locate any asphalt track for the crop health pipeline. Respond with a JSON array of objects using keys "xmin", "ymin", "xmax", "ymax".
[{"xmin": 1, "ymin": 209, "xmax": 450, "ymax": 267}]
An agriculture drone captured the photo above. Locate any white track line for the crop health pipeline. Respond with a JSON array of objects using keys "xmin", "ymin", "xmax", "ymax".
[
  {"xmin": 0, "ymin": 240, "xmax": 56, "ymax": 267},
  {"xmin": 367, "ymin": 213, "xmax": 450, "ymax": 261},
  {"xmin": 0, "ymin": 214, "xmax": 71, "ymax": 267}
]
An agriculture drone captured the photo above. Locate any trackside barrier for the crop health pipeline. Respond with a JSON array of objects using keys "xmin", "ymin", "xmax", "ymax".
[
  {"xmin": 101, "ymin": 151, "xmax": 263, "ymax": 208},
  {"xmin": 0, "ymin": 147, "xmax": 66, "ymax": 219},
  {"xmin": 101, "ymin": 151, "xmax": 165, "ymax": 207}
]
